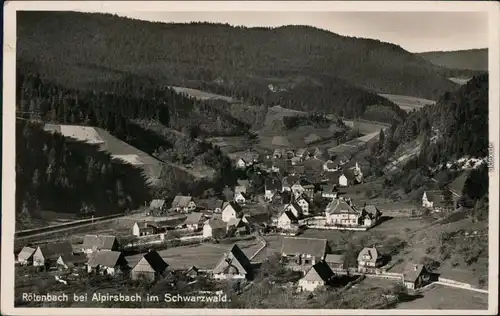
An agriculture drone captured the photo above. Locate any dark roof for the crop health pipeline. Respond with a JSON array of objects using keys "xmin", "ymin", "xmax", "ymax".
[
  {"xmin": 213, "ymin": 244, "xmax": 252, "ymax": 275},
  {"xmin": 281, "ymin": 237, "xmax": 328, "ymax": 258},
  {"xmin": 171, "ymin": 196, "xmax": 193, "ymax": 208},
  {"xmin": 265, "ymin": 179, "xmax": 282, "ymax": 190},
  {"xmin": 448, "ymin": 172, "xmax": 469, "ymax": 196},
  {"xmin": 88, "ymin": 251, "xmax": 125, "ymax": 268},
  {"xmin": 38, "ymin": 242, "xmax": 73, "ymax": 259},
  {"xmin": 199, "ymin": 198, "xmax": 224, "ymax": 210},
  {"xmin": 284, "ymin": 202, "xmax": 302, "ymax": 214},
  {"xmin": 184, "ymin": 212, "xmax": 204, "ymax": 225},
  {"xmin": 302, "ymin": 261, "xmax": 335, "ymax": 282},
  {"xmin": 142, "ymin": 250, "xmax": 169, "ymax": 273},
  {"xmin": 292, "ymin": 165, "xmax": 305, "ymax": 175},
  {"xmin": 82, "ymin": 235, "xmax": 117, "ymax": 250},
  {"xmin": 321, "ymin": 184, "xmax": 338, "ymax": 193},
  {"xmin": 325, "ymin": 254, "xmax": 345, "ymax": 265},
  {"xmin": 342, "ymin": 168, "xmax": 356, "ymax": 181},
  {"xmin": 222, "ymin": 201, "xmax": 243, "ymax": 214},
  {"xmin": 282, "ymin": 176, "xmax": 300, "ymax": 187},
  {"xmin": 403, "ymin": 263, "xmax": 426, "ymax": 283},
  {"xmin": 424, "ymin": 190, "xmax": 447, "ymax": 205},
  {"xmin": 59, "ymin": 253, "xmax": 87, "ymax": 265},
  {"xmin": 281, "ymin": 210, "xmax": 298, "ymax": 222},
  {"xmin": 363, "ymin": 205, "xmax": 380, "ymax": 217}
]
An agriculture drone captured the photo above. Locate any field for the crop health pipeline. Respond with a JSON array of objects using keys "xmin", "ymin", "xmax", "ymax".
[
  {"xmin": 379, "ymin": 94, "xmax": 436, "ymax": 112},
  {"xmin": 168, "ymin": 86, "xmax": 236, "ymax": 103},
  {"xmin": 448, "ymin": 77, "xmax": 471, "ymax": 85},
  {"xmin": 394, "ymin": 283, "xmax": 488, "ymax": 310}
]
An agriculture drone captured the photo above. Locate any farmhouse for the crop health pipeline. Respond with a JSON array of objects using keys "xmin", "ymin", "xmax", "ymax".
[
  {"xmin": 222, "ymin": 201, "xmax": 244, "ymax": 223},
  {"xmin": 277, "ymin": 211, "xmax": 298, "ymax": 230},
  {"xmin": 265, "ymin": 179, "xmax": 282, "ymax": 201},
  {"xmin": 227, "ymin": 218, "xmax": 250, "ymax": 237},
  {"xmin": 283, "ymin": 202, "xmax": 303, "ymax": 219},
  {"xmin": 422, "ymin": 190, "xmax": 452, "ymax": 212},
  {"xmin": 171, "ymin": 195, "xmax": 197, "ymax": 213},
  {"xmin": 323, "ymin": 160, "xmax": 338, "ymax": 172},
  {"xmin": 321, "ymin": 184, "xmax": 338, "ymax": 200},
  {"xmin": 325, "ymin": 254, "xmax": 346, "ymax": 271},
  {"xmin": 213, "ymin": 244, "xmax": 253, "ymax": 280},
  {"xmin": 132, "ymin": 222, "xmax": 160, "ymax": 237},
  {"xmin": 298, "ymin": 261, "xmax": 336, "ymax": 292},
  {"xmin": 203, "ymin": 219, "xmax": 227, "ymax": 239},
  {"xmin": 325, "ymin": 199, "xmax": 362, "ymax": 227},
  {"xmin": 402, "ymin": 263, "xmax": 431, "ymax": 290},
  {"xmin": 236, "ymin": 158, "xmax": 250, "ymax": 169},
  {"xmin": 56, "ymin": 253, "xmax": 87, "ymax": 270},
  {"xmin": 281, "ymin": 237, "xmax": 330, "ymax": 268},
  {"xmin": 32, "ymin": 242, "xmax": 74, "ymax": 267},
  {"xmin": 81, "ymin": 235, "xmax": 119, "ymax": 255},
  {"xmin": 357, "ymin": 247, "xmax": 384, "ymax": 273},
  {"xmin": 131, "ymin": 250, "xmax": 169, "ymax": 282},
  {"xmin": 17, "ymin": 247, "xmax": 36, "ymax": 265},
  {"xmin": 183, "ymin": 212, "xmax": 205, "ymax": 231},
  {"xmin": 149, "ymin": 199, "xmax": 167, "ymax": 212},
  {"xmin": 199, "ymin": 198, "xmax": 224, "ymax": 213},
  {"xmin": 234, "ymin": 191, "xmax": 250, "ymax": 205},
  {"xmin": 282, "ymin": 175, "xmax": 299, "ymax": 192},
  {"xmin": 362, "ymin": 204, "xmax": 382, "ymax": 227},
  {"xmin": 87, "ymin": 251, "xmax": 128, "ymax": 276}
]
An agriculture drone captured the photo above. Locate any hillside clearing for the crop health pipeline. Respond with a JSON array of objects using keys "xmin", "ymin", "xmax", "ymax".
[{"xmin": 379, "ymin": 94, "xmax": 436, "ymax": 112}]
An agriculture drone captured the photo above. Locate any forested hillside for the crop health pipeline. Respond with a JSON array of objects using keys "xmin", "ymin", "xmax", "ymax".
[
  {"xmin": 371, "ymin": 74, "xmax": 489, "ymax": 204},
  {"xmin": 16, "ymin": 120, "xmax": 152, "ymax": 229},
  {"xmin": 17, "ymin": 11, "xmax": 460, "ymax": 116},
  {"xmin": 418, "ymin": 49, "xmax": 488, "ymax": 72}
]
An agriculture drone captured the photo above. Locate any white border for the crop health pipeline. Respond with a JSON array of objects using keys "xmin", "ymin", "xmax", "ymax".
[{"xmin": 2, "ymin": 1, "xmax": 499, "ymax": 315}]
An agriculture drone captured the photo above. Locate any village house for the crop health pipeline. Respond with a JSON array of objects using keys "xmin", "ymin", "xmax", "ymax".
[
  {"xmin": 402, "ymin": 263, "xmax": 431, "ymax": 290},
  {"xmin": 265, "ymin": 179, "xmax": 282, "ymax": 201},
  {"xmin": 131, "ymin": 250, "xmax": 169, "ymax": 282},
  {"xmin": 86, "ymin": 251, "xmax": 129, "ymax": 276},
  {"xmin": 295, "ymin": 195, "xmax": 310, "ymax": 216},
  {"xmin": 422, "ymin": 190, "xmax": 452, "ymax": 212},
  {"xmin": 323, "ymin": 160, "xmax": 339, "ymax": 172},
  {"xmin": 282, "ymin": 175, "xmax": 300, "ymax": 192},
  {"xmin": 149, "ymin": 199, "xmax": 167, "ymax": 213},
  {"xmin": 199, "ymin": 199, "xmax": 224, "ymax": 213},
  {"xmin": 271, "ymin": 162, "xmax": 281, "ymax": 173},
  {"xmin": 32, "ymin": 242, "xmax": 74, "ymax": 268},
  {"xmin": 321, "ymin": 184, "xmax": 338, "ymax": 200},
  {"xmin": 171, "ymin": 195, "xmax": 197, "ymax": 213},
  {"xmin": 259, "ymin": 160, "xmax": 274, "ymax": 173},
  {"xmin": 448, "ymin": 172, "xmax": 469, "ymax": 206},
  {"xmin": 185, "ymin": 266, "xmax": 200, "ymax": 280},
  {"xmin": 280, "ymin": 237, "xmax": 330, "ymax": 269},
  {"xmin": 17, "ymin": 246, "xmax": 36, "ymax": 266},
  {"xmin": 285, "ymin": 149, "xmax": 295, "ymax": 159},
  {"xmin": 183, "ymin": 212, "xmax": 205, "ymax": 231},
  {"xmin": 325, "ymin": 199, "xmax": 362, "ymax": 227},
  {"xmin": 325, "ymin": 254, "xmax": 346, "ymax": 271},
  {"xmin": 236, "ymin": 158, "xmax": 250, "ymax": 170},
  {"xmin": 277, "ymin": 210, "xmax": 299, "ymax": 230},
  {"xmin": 291, "ymin": 156, "xmax": 302, "ymax": 165},
  {"xmin": 298, "ymin": 261, "xmax": 336, "ymax": 292},
  {"xmin": 313, "ymin": 147, "xmax": 323, "ymax": 159},
  {"xmin": 213, "ymin": 244, "xmax": 253, "ymax": 280},
  {"xmin": 222, "ymin": 201, "xmax": 244, "ymax": 223},
  {"xmin": 273, "ymin": 148, "xmax": 286, "ymax": 159},
  {"xmin": 202, "ymin": 219, "xmax": 227, "ymax": 239},
  {"xmin": 132, "ymin": 222, "xmax": 161, "ymax": 237},
  {"xmin": 56, "ymin": 253, "xmax": 87, "ymax": 271},
  {"xmin": 362, "ymin": 204, "xmax": 382, "ymax": 227},
  {"xmin": 283, "ymin": 202, "xmax": 303, "ymax": 219},
  {"xmin": 290, "ymin": 165, "xmax": 306, "ymax": 176},
  {"xmin": 234, "ymin": 187, "xmax": 251, "ymax": 205},
  {"xmin": 227, "ymin": 218, "xmax": 250, "ymax": 237},
  {"xmin": 81, "ymin": 235, "xmax": 119, "ymax": 256},
  {"xmin": 357, "ymin": 247, "xmax": 384, "ymax": 273}
]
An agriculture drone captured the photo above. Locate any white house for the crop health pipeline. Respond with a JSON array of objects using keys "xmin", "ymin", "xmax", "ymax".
[
  {"xmin": 325, "ymin": 199, "xmax": 361, "ymax": 226},
  {"xmin": 357, "ymin": 247, "xmax": 384, "ymax": 273},
  {"xmin": 296, "ymin": 196, "xmax": 310, "ymax": 216},
  {"xmin": 234, "ymin": 192, "xmax": 250, "ymax": 204},
  {"xmin": 202, "ymin": 219, "xmax": 227, "ymax": 239},
  {"xmin": 338, "ymin": 174, "xmax": 349, "ymax": 187},
  {"xmin": 236, "ymin": 158, "xmax": 249, "ymax": 170},
  {"xmin": 291, "ymin": 183, "xmax": 305, "ymax": 198},
  {"xmin": 222, "ymin": 201, "xmax": 244, "ymax": 223},
  {"xmin": 86, "ymin": 251, "xmax": 128, "ymax": 276},
  {"xmin": 298, "ymin": 261, "xmax": 335, "ymax": 292},
  {"xmin": 402, "ymin": 263, "xmax": 431, "ymax": 290},
  {"xmin": 277, "ymin": 211, "xmax": 298, "ymax": 230},
  {"xmin": 212, "ymin": 245, "xmax": 253, "ymax": 280},
  {"xmin": 183, "ymin": 212, "xmax": 205, "ymax": 231}
]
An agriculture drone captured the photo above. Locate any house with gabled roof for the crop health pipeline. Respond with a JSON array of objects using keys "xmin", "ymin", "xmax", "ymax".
[
  {"xmin": 33, "ymin": 241, "xmax": 74, "ymax": 267},
  {"xmin": 132, "ymin": 222, "xmax": 161, "ymax": 237},
  {"xmin": 222, "ymin": 201, "xmax": 243, "ymax": 223},
  {"xmin": 298, "ymin": 261, "xmax": 336, "ymax": 292},
  {"xmin": 56, "ymin": 253, "xmax": 87, "ymax": 270},
  {"xmin": 171, "ymin": 195, "xmax": 197, "ymax": 213},
  {"xmin": 313, "ymin": 147, "xmax": 324, "ymax": 159},
  {"xmin": 273, "ymin": 148, "xmax": 286, "ymax": 159},
  {"xmin": 422, "ymin": 190, "xmax": 453, "ymax": 212},
  {"xmin": 295, "ymin": 195, "xmax": 311, "ymax": 216},
  {"xmin": 281, "ymin": 237, "xmax": 330, "ymax": 268},
  {"xmin": 362, "ymin": 205, "xmax": 382, "ymax": 227},
  {"xmin": 325, "ymin": 199, "xmax": 362, "ymax": 227},
  {"xmin": 277, "ymin": 210, "xmax": 298, "ymax": 231},
  {"xmin": 185, "ymin": 266, "xmax": 200, "ymax": 279},
  {"xmin": 283, "ymin": 202, "xmax": 303, "ymax": 219},
  {"xmin": 448, "ymin": 171, "xmax": 470, "ymax": 208},
  {"xmin": 81, "ymin": 235, "xmax": 119, "ymax": 255},
  {"xmin": 86, "ymin": 251, "xmax": 128, "ymax": 276},
  {"xmin": 296, "ymin": 148, "xmax": 310, "ymax": 160},
  {"xmin": 203, "ymin": 219, "xmax": 227, "ymax": 239},
  {"xmin": 131, "ymin": 250, "xmax": 169, "ymax": 282},
  {"xmin": 265, "ymin": 179, "xmax": 282, "ymax": 201},
  {"xmin": 325, "ymin": 254, "xmax": 346, "ymax": 271},
  {"xmin": 183, "ymin": 212, "xmax": 205, "ymax": 231},
  {"xmin": 234, "ymin": 191, "xmax": 251, "ymax": 205},
  {"xmin": 402, "ymin": 263, "xmax": 431, "ymax": 290},
  {"xmin": 357, "ymin": 247, "xmax": 384, "ymax": 273},
  {"xmin": 17, "ymin": 246, "xmax": 36, "ymax": 266},
  {"xmin": 213, "ymin": 244, "xmax": 253, "ymax": 280},
  {"xmin": 149, "ymin": 199, "xmax": 167, "ymax": 212},
  {"xmin": 321, "ymin": 184, "xmax": 338, "ymax": 200},
  {"xmin": 282, "ymin": 175, "xmax": 300, "ymax": 192},
  {"xmin": 227, "ymin": 218, "xmax": 250, "ymax": 237}
]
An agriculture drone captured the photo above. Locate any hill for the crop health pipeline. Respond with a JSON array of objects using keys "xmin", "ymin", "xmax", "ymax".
[
  {"xmin": 17, "ymin": 11, "xmax": 461, "ymax": 117},
  {"xmin": 418, "ymin": 49, "xmax": 488, "ymax": 72},
  {"xmin": 16, "ymin": 120, "xmax": 152, "ymax": 230}
]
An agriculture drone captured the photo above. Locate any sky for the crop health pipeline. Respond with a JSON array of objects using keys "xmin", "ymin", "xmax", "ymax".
[{"xmin": 114, "ymin": 11, "xmax": 489, "ymax": 53}]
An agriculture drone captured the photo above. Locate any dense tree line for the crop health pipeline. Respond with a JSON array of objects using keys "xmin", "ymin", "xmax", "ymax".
[
  {"xmin": 18, "ymin": 11, "xmax": 461, "ymax": 105},
  {"xmin": 16, "ymin": 120, "xmax": 151, "ymax": 226}
]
